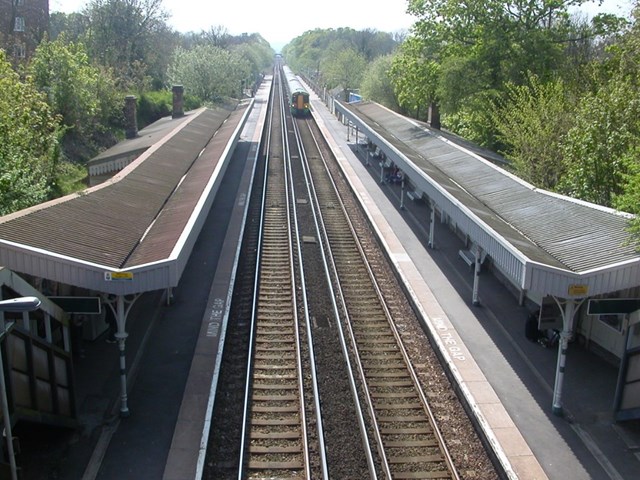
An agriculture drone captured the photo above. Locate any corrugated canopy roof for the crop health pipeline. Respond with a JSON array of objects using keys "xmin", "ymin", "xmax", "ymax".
[
  {"xmin": 0, "ymin": 106, "xmax": 237, "ymax": 270},
  {"xmin": 339, "ymin": 101, "xmax": 640, "ymax": 297}
]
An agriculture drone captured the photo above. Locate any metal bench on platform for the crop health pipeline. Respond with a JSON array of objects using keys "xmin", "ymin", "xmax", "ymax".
[
  {"xmin": 407, "ymin": 190, "xmax": 423, "ymax": 201},
  {"xmin": 459, "ymin": 249, "xmax": 475, "ymax": 269}
]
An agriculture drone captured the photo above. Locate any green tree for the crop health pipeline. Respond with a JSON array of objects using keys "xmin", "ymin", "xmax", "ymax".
[
  {"xmin": 390, "ymin": 36, "xmax": 439, "ymax": 119},
  {"xmin": 559, "ymin": 79, "xmax": 639, "ymax": 206},
  {"xmin": 491, "ymin": 73, "xmax": 574, "ymax": 189},
  {"xmin": 167, "ymin": 45, "xmax": 250, "ymax": 102},
  {"xmin": 0, "ymin": 51, "xmax": 61, "ymax": 214},
  {"xmin": 615, "ymin": 148, "xmax": 640, "ymax": 249},
  {"xmin": 361, "ymin": 54, "xmax": 399, "ymax": 110},
  {"xmin": 322, "ymin": 47, "xmax": 367, "ymax": 99},
  {"xmin": 611, "ymin": 5, "xmax": 640, "ymax": 249},
  {"xmin": 83, "ymin": 0, "xmax": 171, "ymax": 88},
  {"xmin": 559, "ymin": 5, "xmax": 640, "ymax": 221},
  {"xmin": 28, "ymin": 35, "xmax": 122, "ymax": 161},
  {"xmin": 403, "ymin": 0, "xmax": 622, "ymax": 146}
]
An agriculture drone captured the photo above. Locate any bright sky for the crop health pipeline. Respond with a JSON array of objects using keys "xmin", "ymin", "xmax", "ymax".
[
  {"xmin": 49, "ymin": 0, "xmax": 635, "ymax": 52},
  {"xmin": 49, "ymin": 0, "xmax": 415, "ymax": 51}
]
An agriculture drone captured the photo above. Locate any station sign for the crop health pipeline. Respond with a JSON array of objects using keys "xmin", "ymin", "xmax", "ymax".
[
  {"xmin": 568, "ymin": 284, "xmax": 589, "ymax": 296},
  {"xmin": 49, "ymin": 296, "xmax": 101, "ymax": 314},
  {"xmin": 587, "ymin": 299, "xmax": 640, "ymax": 315},
  {"xmin": 104, "ymin": 271, "xmax": 134, "ymax": 281}
]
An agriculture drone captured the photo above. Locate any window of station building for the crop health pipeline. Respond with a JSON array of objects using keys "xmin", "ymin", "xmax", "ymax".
[
  {"xmin": 14, "ymin": 16, "xmax": 25, "ymax": 32},
  {"xmin": 15, "ymin": 0, "xmax": 25, "ymax": 6},
  {"xmin": 13, "ymin": 43, "xmax": 26, "ymax": 59},
  {"xmin": 599, "ymin": 313, "xmax": 626, "ymax": 333}
]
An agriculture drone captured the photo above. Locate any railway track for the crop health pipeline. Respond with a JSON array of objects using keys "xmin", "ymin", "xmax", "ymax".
[
  {"xmin": 236, "ymin": 67, "xmax": 313, "ymax": 479},
  {"xmin": 296, "ymin": 117, "xmax": 459, "ymax": 479},
  {"xmin": 205, "ymin": 65, "xmax": 499, "ymax": 480}
]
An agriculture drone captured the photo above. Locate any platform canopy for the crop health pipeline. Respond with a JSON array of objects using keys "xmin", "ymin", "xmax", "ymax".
[
  {"xmin": 0, "ymin": 103, "xmax": 252, "ymax": 296},
  {"xmin": 336, "ymin": 100, "xmax": 640, "ymax": 299}
]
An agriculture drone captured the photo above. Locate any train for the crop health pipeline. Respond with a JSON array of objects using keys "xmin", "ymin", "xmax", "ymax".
[{"xmin": 282, "ymin": 65, "xmax": 310, "ymax": 117}]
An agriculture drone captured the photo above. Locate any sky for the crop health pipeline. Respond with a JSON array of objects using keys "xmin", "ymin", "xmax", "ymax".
[{"xmin": 49, "ymin": 0, "xmax": 636, "ymax": 52}]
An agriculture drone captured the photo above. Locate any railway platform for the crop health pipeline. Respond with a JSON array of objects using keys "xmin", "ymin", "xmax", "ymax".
[
  {"xmin": 309, "ymin": 90, "xmax": 640, "ymax": 479},
  {"xmin": 13, "ymin": 78, "xmax": 272, "ymax": 480}
]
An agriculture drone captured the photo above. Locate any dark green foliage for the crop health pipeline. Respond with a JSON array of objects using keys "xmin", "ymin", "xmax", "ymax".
[
  {"xmin": 0, "ymin": 50, "xmax": 61, "ymax": 215},
  {"xmin": 28, "ymin": 34, "xmax": 122, "ymax": 163},
  {"xmin": 137, "ymin": 91, "xmax": 172, "ymax": 127},
  {"xmin": 137, "ymin": 90, "xmax": 202, "ymax": 128}
]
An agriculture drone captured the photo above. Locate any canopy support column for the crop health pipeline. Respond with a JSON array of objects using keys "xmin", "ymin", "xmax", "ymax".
[
  {"xmin": 104, "ymin": 293, "xmax": 141, "ymax": 418},
  {"xmin": 428, "ymin": 200, "xmax": 435, "ymax": 249},
  {"xmin": 472, "ymin": 246, "xmax": 482, "ymax": 306},
  {"xmin": 551, "ymin": 297, "xmax": 584, "ymax": 416}
]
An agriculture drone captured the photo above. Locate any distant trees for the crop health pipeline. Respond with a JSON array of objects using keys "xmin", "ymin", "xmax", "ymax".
[
  {"xmin": 167, "ymin": 34, "xmax": 272, "ymax": 103},
  {"xmin": 82, "ymin": 0, "xmax": 175, "ymax": 89},
  {"xmin": 282, "ymin": 27, "xmax": 401, "ymax": 94},
  {"xmin": 323, "ymin": 48, "xmax": 367, "ymax": 99}
]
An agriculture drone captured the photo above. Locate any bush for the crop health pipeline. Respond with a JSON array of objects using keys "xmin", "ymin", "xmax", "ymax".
[
  {"xmin": 137, "ymin": 91, "xmax": 172, "ymax": 128},
  {"xmin": 137, "ymin": 90, "xmax": 202, "ymax": 128}
]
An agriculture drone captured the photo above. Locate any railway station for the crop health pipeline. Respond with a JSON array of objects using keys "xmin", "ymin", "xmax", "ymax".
[{"xmin": 0, "ymin": 66, "xmax": 638, "ymax": 479}]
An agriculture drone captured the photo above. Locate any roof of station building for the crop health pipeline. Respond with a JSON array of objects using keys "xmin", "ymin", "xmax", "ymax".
[
  {"xmin": 0, "ymin": 101, "xmax": 252, "ymax": 294},
  {"xmin": 338, "ymin": 100, "xmax": 640, "ymax": 297}
]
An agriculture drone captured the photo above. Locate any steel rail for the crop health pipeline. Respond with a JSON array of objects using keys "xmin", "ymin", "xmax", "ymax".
[
  {"xmin": 299, "ymin": 116, "xmax": 391, "ymax": 478},
  {"xmin": 236, "ymin": 66, "xmax": 277, "ymax": 480},
  {"xmin": 278, "ymin": 66, "xmax": 310, "ymax": 478}
]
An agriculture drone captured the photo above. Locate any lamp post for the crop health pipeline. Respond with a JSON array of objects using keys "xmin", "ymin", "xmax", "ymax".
[{"xmin": 0, "ymin": 296, "xmax": 41, "ymax": 480}]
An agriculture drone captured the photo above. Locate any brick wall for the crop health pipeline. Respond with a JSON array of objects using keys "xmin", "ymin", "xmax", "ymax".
[{"xmin": 0, "ymin": 0, "xmax": 49, "ymax": 61}]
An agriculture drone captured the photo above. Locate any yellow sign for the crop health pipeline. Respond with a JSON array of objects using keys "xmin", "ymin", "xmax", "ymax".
[
  {"xmin": 568, "ymin": 284, "xmax": 588, "ymax": 296},
  {"xmin": 104, "ymin": 271, "xmax": 134, "ymax": 281}
]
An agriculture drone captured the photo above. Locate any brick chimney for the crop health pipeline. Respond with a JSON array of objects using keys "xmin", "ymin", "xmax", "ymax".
[
  {"xmin": 172, "ymin": 85, "xmax": 184, "ymax": 119},
  {"xmin": 124, "ymin": 95, "xmax": 138, "ymax": 139}
]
